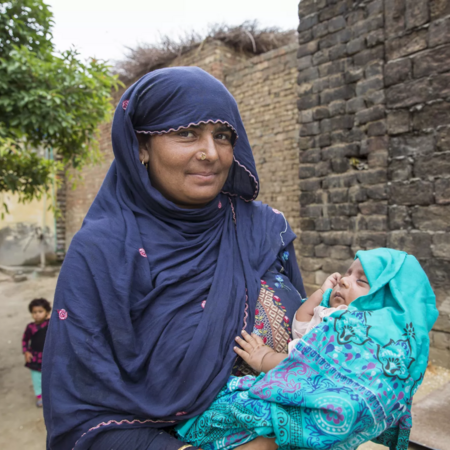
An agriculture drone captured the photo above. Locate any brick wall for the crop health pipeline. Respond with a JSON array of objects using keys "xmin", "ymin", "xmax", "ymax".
[
  {"xmin": 65, "ymin": 41, "xmax": 300, "ymax": 255},
  {"xmin": 297, "ymin": 0, "xmax": 450, "ymax": 367},
  {"xmin": 225, "ymin": 44, "xmax": 300, "ymax": 254}
]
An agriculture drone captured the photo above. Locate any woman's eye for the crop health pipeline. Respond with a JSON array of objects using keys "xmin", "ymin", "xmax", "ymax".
[
  {"xmin": 215, "ymin": 133, "xmax": 232, "ymax": 142},
  {"xmin": 177, "ymin": 130, "xmax": 195, "ymax": 138}
]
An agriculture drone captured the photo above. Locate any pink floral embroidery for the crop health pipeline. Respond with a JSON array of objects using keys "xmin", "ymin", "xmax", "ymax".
[
  {"xmin": 58, "ymin": 309, "xmax": 68, "ymax": 320},
  {"xmin": 218, "ymin": 201, "xmax": 222, "ymax": 209},
  {"xmin": 139, "ymin": 248, "xmax": 147, "ymax": 257},
  {"xmin": 272, "ymin": 208, "xmax": 281, "ymax": 214},
  {"xmin": 122, "ymin": 100, "xmax": 129, "ymax": 110},
  {"xmin": 176, "ymin": 411, "xmax": 187, "ymax": 416},
  {"xmin": 201, "ymin": 300, "xmax": 206, "ymax": 309},
  {"xmin": 326, "ymin": 405, "xmax": 344, "ymax": 424}
]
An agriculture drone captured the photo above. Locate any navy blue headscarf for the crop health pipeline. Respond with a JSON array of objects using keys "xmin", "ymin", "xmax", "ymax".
[{"xmin": 43, "ymin": 67, "xmax": 296, "ymax": 449}]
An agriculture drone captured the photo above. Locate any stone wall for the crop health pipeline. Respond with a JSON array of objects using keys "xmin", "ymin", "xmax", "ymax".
[
  {"xmin": 297, "ymin": 0, "xmax": 450, "ymax": 367},
  {"xmin": 65, "ymin": 41, "xmax": 300, "ymax": 255}
]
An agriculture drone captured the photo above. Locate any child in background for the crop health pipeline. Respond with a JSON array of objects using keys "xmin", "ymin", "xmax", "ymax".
[{"xmin": 22, "ymin": 298, "xmax": 51, "ymax": 407}]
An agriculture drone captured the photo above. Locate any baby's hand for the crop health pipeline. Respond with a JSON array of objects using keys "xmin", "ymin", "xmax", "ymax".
[
  {"xmin": 321, "ymin": 272, "xmax": 341, "ymax": 293},
  {"xmin": 234, "ymin": 330, "xmax": 275, "ymax": 373},
  {"xmin": 24, "ymin": 351, "xmax": 33, "ymax": 364}
]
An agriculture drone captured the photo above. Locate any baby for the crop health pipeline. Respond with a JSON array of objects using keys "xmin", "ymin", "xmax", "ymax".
[
  {"xmin": 177, "ymin": 249, "xmax": 438, "ymax": 450},
  {"xmin": 234, "ymin": 258, "xmax": 370, "ymax": 374}
]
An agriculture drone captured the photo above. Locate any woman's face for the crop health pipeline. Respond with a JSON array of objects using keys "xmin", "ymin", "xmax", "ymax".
[{"xmin": 137, "ymin": 123, "xmax": 234, "ymax": 208}]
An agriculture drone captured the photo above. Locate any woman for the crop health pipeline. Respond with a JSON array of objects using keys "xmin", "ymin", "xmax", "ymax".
[{"xmin": 43, "ymin": 67, "xmax": 305, "ymax": 450}]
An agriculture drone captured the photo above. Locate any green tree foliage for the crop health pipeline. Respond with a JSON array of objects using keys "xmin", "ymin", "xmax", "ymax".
[{"xmin": 0, "ymin": 0, "xmax": 121, "ymax": 210}]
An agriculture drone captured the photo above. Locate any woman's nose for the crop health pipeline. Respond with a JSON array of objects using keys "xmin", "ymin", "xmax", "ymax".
[
  {"xmin": 200, "ymin": 133, "xmax": 219, "ymax": 161},
  {"xmin": 340, "ymin": 277, "xmax": 349, "ymax": 289}
]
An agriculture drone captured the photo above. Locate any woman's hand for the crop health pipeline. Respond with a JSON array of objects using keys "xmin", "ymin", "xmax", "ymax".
[
  {"xmin": 234, "ymin": 331, "xmax": 275, "ymax": 372},
  {"xmin": 24, "ymin": 351, "xmax": 33, "ymax": 363},
  {"xmin": 235, "ymin": 437, "xmax": 278, "ymax": 449},
  {"xmin": 320, "ymin": 272, "xmax": 341, "ymax": 293}
]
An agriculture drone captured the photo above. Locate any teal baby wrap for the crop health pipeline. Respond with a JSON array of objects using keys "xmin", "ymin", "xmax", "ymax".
[{"xmin": 177, "ymin": 248, "xmax": 438, "ymax": 449}]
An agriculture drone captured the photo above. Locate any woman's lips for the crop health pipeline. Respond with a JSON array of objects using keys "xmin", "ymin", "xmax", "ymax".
[{"xmin": 188, "ymin": 172, "xmax": 217, "ymax": 183}]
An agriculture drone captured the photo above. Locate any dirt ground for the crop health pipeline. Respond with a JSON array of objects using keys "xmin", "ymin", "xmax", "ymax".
[{"xmin": 0, "ymin": 273, "xmax": 449, "ymax": 450}]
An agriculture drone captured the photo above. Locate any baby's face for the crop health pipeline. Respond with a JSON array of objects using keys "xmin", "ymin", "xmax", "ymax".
[{"xmin": 330, "ymin": 259, "xmax": 370, "ymax": 307}]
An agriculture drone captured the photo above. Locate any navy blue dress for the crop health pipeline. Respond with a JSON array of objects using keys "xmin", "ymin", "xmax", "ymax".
[{"xmin": 88, "ymin": 243, "xmax": 305, "ymax": 449}]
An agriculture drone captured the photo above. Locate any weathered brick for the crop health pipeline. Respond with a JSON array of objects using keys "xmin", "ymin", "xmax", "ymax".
[
  {"xmin": 353, "ymin": 15, "xmax": 384, "ymax": 37},
  {"xmin": 300, "ymin": 178, "xmax": 321, "ymax": 191},
  {"xmin": 431, "ymin": 72, "xmax": 450, "ymax": 100},
  {"xmin": 368, "ymin": 151, "xmax": 388, "ymax": 168},
  {"xmin": 365, "ymin": 62, "xmax": 384, "ymax": 79},
  {"xmin": 320, "ymin": 85, "xmax": 355, "ymax": 104},
  {"xmin": 298, "ymin": 29, "xmax": 313, "ymax": 45},
  {"xmin": 367, "ymin": 120, "xmax": 387, "ymax": 136},
  {"xmin": 331, "ymin": 157, "xmax": 350, "ymax": 173},
  {"xmin": 322, "ymin": 258, "xmax": 355, "ymax": 274},
  {"xmin": 347, "ymin": 97, "xmax": 366, "ymax": 114},
  {"xmin": 359, "ymin": 201, "xmax": 388, "ymax": 215},
  {"xmin": 299, "ymin": 244, "xmax": 316, "ymax": 257},
  {"xmin": 387, "ymin": 110, "xmax": 411, "ymax": 135},
  {"xmin": 386, "ymin": 30, "xmax": 427, "ymax": 61},
  {"xmin": 315, "ymin": 160, "xmax": 331, "ymax": 177},
  {"xmin": 312, "ymin": 50, "xmax": 329, "ymax": 66},
  {"xmin": 366, "ymin": 215, "xmax": 388, "ymax": 231},
  {"xmin": 432, "ymin": 233, "xmax": 450, "ymax": 260},
  {"xmin": 330, "ymin": 245, "xmax": 351, "ymax": 260},
  {"xmin": 299, "ymin": 137, "xmax": 314, "ymax": 150},
  {"xmin": 319, "ymin": 2, "xmax": 349, "ymax": 22},
  {"xmin": 318, "ymin": 133, "xmax": 332, "ymax": 148},
  {"xmin": 405, "ymin": 0, "xmax": 429, "ymax": 30},
  {"xmin": 353, "ymin": 46, "xmax": 384, "ymax": 67},
  {"xmin": 297, "ymin": 94, "xmax": 320, "ymax": 111},
  {"xmin": 330, "ymin": 115, "xmax": 354, "ymax": 131},
  {"xmin": 356, "ymin": 76, "xmax": 384, "ymax": 96},
  {"xmin": 300, "ymin": 122, "xmax": 321, "ymax": 136},
  {"xmin": 319, "ymin": 58, "xmax": 352, "ymax": 77},
  {"xmin": 298, "ymin": 55, "xmax": 313, "ymax": 71},
  {"xmin": 385, "ymin": 0, "xmax": 406, "ymax": 37},
  {"xmin": 345, "ymin": 67, "xmax": 364, "ymax": 83},
  {"xmin": 387, "ymin": 230, "xmax": 432, "ymax": 258},
  {"xmin": 413, "ymin": 102, "xmax": 450, "ymax": 130},
  {"xmin": 298, "ymin": 13, "xmax": 319, "ymax": 32},
  {"xmin": 300, "ymin": 217, "xmax": 316, "ymax": 230},
  {"xmin": 315, "ymin": 243, "xmax": 331, "ymax": 257},
  {"xmin": 356, "ymin": 169, "xmax": 387, "ymax": 185},
  {"xmin": 328, "ymin": 100, "xmax": 346, "ymax": 117},
  {"xmin": 365, "ymin": 89, "xmax": 385, "ymax": 107},
  {"xmin": 436, "ymin": 179, "xmax": 450, "ymax": 205},
  {"xmin": 355, "ymin": 232, "xmax": 387, "ymax": 248},
  {"xmin": 386, "ymin": 79, "xmax": 430, "ymax": 108},
  {"xmin": 320, "ymin": 28, "xmax": 352, "ymax": 49},
  {"xmin": 297, "ymin": 40, "xmax": 320, "ymax": 58},
  {"xmin": 321, "ymin": 231, "xmax": 354, "ymax": 246},
  {"xmin": 299, "ymin": 164, "xmax": 317, "ymax": 179},
  {"xmin": 321, "ymin": 143, "xmax": 359, "ymax": 160},
  {"xmin": 301, "ymin": 204, "xmax": 323, "ymax": 218},
  {"xmin": 437, "ymin": 127, "xmax": 450, "ymax": 152},
  {"xmin": 422, "ymin": 259, "xmax": 450, "ymax": 288},
  {"xmin": 301, "ymin": 148, "xmax": 321, "ymax": 163},
  {"xmin": 366, "ymin": 184, "xmax": 387, "ymax": 200},
  {"xmin": 313, "ymin": 22, "xmax": 329, "ymax": 39},
  {"xmin": 429, "ymin": 16, "xmax": 450, "ymax": 47},
  {"xmin": 328, "ymin": 203, "xmax": 358, "ymax": 216},
  {"xmin": 300, "ymin": 191, "xmax": 319, "ymax": 205},
  {"xmin": 367, "ymin": 136, "xmax": 389, "ymax": 153},
  {"xmin": 384, "ymin": 59, "xmax": 412, "ymax": 87},
  {"xmin": 312, "ymin": 77, "xmax": 329, "ymax": 92},
  {"xmin": 297, "ymin": 67, "xmax": 320, "ymax": 83},
  {"xmin": 346, "ymin": 37, "xmax": 365, "ymax": 55},
  {"xmin": 313, "ymin": 106, "xmax": 330, "ymax": 120},
  {"xmin": 330, "ymin": 216, "xmax": 351, "ymax": 230},
  {"xmin": 329, "ymin": 188, "xmax": 348, "ymax": 203},
  {"xmin": 389, "ymin": 134, "xmax": 435, "ymax": 157},
  {"xmin": 356, "ymin": 105, "xmax": 385, "ymax": 125},
  {"xmin": 390, "ymin": 180, "xmax": 434, "ymax": 205},
  {"xmin": 388, "ymin": 205, "xmax": 411, "ymax": 229},
  {"xmin": 415, "ymin": 153, "xmax": 450, "ymax": 178},
  {"xmin": 300, "ymin": 257, "xmax": 324, "ymax": 272},
  {"xmin": 430, "ymin": 0, "xmax": 450, "ymax": 20},
  {"xmin": 329, "ymin": 73, "xmax": 346, "ymax": 89},
  {"xmin": 322, "ymin": 173, "xmax": 358, "ymax": 188},
  {"xmin": 328, "ymin": 15, "xmax": 346, "ymax": 33},
  {"xmin": 388, "ymin": 158, "xmax": 412, "ymax": 181},
  {"xmin": 315, "ymin": 217, "xmax": 332, "ymax": 231},
  {"xmin": 298, "ymin": 82, "xmax": 313, "ymax": 96},
  {"xmin": 412, "ymin": 205, "xmax": 450, "ymax": 231},
  {"xmin": 349, "ymin": 185, "xmax": 367, "ymax": 203},
  {"xmin": 413, "ymin": 44, "xmax": 450, "ymax": 78},
  {"xmin": 368, "ymin": 0, "xmax": 384, "ymax": 16},
  {"xmin": 366, "ymin": 29, "xmax": 384, "ymax": 48}
]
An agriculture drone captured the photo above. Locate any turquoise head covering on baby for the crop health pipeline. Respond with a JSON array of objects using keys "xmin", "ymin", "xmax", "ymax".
[{"xmin": 177, "ymin": 248, "xmax": 438, "ymax": 450}]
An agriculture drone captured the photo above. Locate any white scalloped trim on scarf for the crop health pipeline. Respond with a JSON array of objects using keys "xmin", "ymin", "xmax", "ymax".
[{"xmin": 73, "ymin": 418, "xmax": 175, "ymax": 449}]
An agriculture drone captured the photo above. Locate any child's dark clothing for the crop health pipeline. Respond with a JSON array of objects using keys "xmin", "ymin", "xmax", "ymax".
[{"xmin": 22, "ymin": 320, "xmax": 49, "ymax": 371}]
